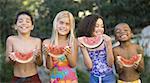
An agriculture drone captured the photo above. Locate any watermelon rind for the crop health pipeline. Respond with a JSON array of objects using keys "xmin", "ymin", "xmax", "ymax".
[
  {"xmin": 78, "ymin": 36, "xmax": 103, "ymax": 49},
  {"xmin": 12, "ymin": 52, "xmax": 34, "ymax": 63},
  {"xmin": 48, "ymin": 52, "xmax": 64, "ymax": 58},
  {"xmin": 117, "ymin": 54, "xmax": 142, "ymax": 67},
  {"xmin": 15, "ymin": 54, "xmax": 34, "ymax": 63},
  {"xmin": 47, "ymin": 46, "xmax": 69, "ymax": 58}
]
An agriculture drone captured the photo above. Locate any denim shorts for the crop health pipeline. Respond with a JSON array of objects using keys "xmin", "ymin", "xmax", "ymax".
[{"xmin": 89, "ymin": 71, "xmax": 116, "ymax": 83}]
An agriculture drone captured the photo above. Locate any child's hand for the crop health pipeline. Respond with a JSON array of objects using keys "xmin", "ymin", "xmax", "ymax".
[
  {"xmin": 33, "ymin": 49, "xmax": 39, "ymax": 56},
  {"xmin": 33, "ymin": 49, "xmax": 41, "ymax": 60},
  {"xmin": 52, "ymin": 57, "xmax": 59, "ymax": 65},
  {"xmin": 42, "ymin": 44, "xmax": 49, "ymax": 55},
  {"xmin": 117, "ymin": 60, "xmax": 123, "ymax": 69},
  {"xmin": 133, "ymin": 63, "xmax": 139, "ymax": 69},
  {"xmin": 64, "ymin": 46, "xmax": 72, "ymax": 57},
  {"xmin": 78, "ymin": 41, "xmax": 85, "ymax": 48},
  {"xmin": 8, "ymin": 52, "xmax": 16, "ymax": 61},
  {"xmin": 78, "ymin": 37, "xmax": 86, "ymax": 48},
  {"xmin": 32, "ymin": 49, "xmax": 38, "ymax": 61}
]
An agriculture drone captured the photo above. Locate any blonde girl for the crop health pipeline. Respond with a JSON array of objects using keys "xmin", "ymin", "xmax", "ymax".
[{"xmin": 43, "ymin": 11, "xmax": 78, "ymax": 83}]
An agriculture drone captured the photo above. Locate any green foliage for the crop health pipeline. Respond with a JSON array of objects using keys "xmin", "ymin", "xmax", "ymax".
[
  {"xmin": 76, "ymin": 69, "xmax": 89, "ymax": 83},
  {"xmin": 0, "ymin": 55, "xmax": 13, "ymax": 82},
  {"xmin": 75, "ymin": 0, "xmax": 150, "ymax": 34},
  {"xmin": 141, "ymin": 56, "xmax": 150, "ymax": 83},
  {"xmin": 0, "ymin": 0, "xmax": 150, "ymax": 82},
  {"xmin": 100, "ymin": 0, "xmax": 150, "ymax": 34},
  {"xmin": 0, "ymin": 42, "xmax": 13, "ymax": 82},
  {"xmin": 0, "ymin": 0, "xmax": 21, "ymax": 46},
  {"xmin": 1, "ymin": 0, "xmax": 150, "ymax": 44}
]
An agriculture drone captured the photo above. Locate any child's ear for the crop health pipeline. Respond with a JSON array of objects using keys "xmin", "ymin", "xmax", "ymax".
[
  {"xmin": 131, "ymin": 32, "xmax": 134, "ymax": 38},
  {"xmin": 14, "ymin": 25, "xmax": 17, "ymax": 30},
  {"xmin": 31, "ymin": 25, "xmax": 34, "ymax": 30},
  {"xmin": 115, "ymin": 36, "xmax": 118, "ymax": 41}
]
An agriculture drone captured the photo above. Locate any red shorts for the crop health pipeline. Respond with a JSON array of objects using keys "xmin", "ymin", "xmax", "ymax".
[{"xmin": 11, "ymin": 74, "xmax": 41, "ymax": 83}]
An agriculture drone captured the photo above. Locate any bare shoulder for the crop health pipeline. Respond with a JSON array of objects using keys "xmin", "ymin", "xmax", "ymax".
[
  {"xmin": 113, "ymin": 46, "xmax": 121, "ymax": 56},
  {"xmin": 113, "ymin": 46, "xmax": 120, "ymax": 52},
  {"xmin": 6, "ymin": 36, "xmax": 17, "ymax": 43},
  {"xmin": 134, "ymin": 44, "xmax": 143, "ymax": 49},
  {"xmin": 103, "ymin": 34, "xmax": 112, "ymax": 42},
  {"xmin": 31, "ymin": 37, "xmax": 41, "ymax": 44},
  {"xmin": 133, "ymin": 44, "xmax": 144, "ymax": 54},
  {"xmin": 32, "ymin": 37, "xmax": 41, "ymax": 41}
]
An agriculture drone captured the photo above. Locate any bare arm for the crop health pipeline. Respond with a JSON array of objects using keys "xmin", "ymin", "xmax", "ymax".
[
  {"xmin": 45, "ymin": 53, "xmax": 53, "ymax": 70},
  {"xmin": 135, "ymin": 45, "xmax": 144, "ymax": 73},
  {"xmin": 103, "ymin": 34, "xmax": 114, "ymax": 67},
  {"xmin": 5, "ymin": 36, "xmax": 15, "ymax": 64},
  {"xmin": 65, "ymin": 39, "xmax": 78, "ymax": 68},
  {"xmin": 34, "ymin": 38, "xmax": 43, "ymax": 66},
  {"xmin": 42, "ymin": 39, "xmax": 54, "ymax": 70},
  {"xmin": 78, "ymin": 39, "xmax": 93, "ymax": 70},
  {"xmin": 113, "ymin": 47, "xmax": 123, "ymax": 74},
  {"xmin": 80, "ymin": 47, "xmax": 93, "ymax": 70}
]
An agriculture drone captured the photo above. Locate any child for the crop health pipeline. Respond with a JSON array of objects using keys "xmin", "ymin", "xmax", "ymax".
[
  {"xmin": 5, "ymin": 11, "xmax": 42, "ymax": 83},
  {"xmin": 77, "ymin": 14, "xmax": 116, "ymax": 83},
  {"xmin": 42, "ymin": 11, "xmax": 78, "ymax": 83},
  {"xmin": 113, "ymin": 23, "xmax": 144, "ymax": 83}
]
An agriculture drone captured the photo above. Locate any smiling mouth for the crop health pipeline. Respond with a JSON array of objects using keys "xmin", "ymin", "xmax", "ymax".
[
  {"xmin": 59, "ymin": 29, "xmax": 68, "ymax": 32},
  {"xmin": 120, "ymin": 34, "xmax": 128, "ymax": 39},
  {"xmin": 20, "ymin": 26, "xmax": 29, "ymax": 29}
]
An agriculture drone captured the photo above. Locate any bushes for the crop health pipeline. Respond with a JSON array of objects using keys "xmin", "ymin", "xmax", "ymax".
[
  {"xmin": 76, "ymin": 69, "xmax": 89, "ymax": 83},
  {"xmin": 141, "ymin": 56, "xmax": 150, "ymax": 83},
  {"xmin": 0, "ymin": 44, "xmax": 13, "ymax": 82}
]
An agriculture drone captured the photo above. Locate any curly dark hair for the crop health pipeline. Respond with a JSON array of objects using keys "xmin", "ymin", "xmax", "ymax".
[{"xmin": 76, "ymin": 14, "xmax": 105, "ymax": 37}]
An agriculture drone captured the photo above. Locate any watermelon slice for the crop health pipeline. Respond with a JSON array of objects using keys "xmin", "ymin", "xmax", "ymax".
[
  {"xmin": 47, "ymin": 45, "xmax": 67, "ymax": 58},
  {"xmin": 78, "ymin": 36, "xmax": 103, "ymax": 48},
  {"xmin": 12, "ymin": 51, "xmax": 34, "ymax": 63},
  {"xmin": 117, "ymin": 54, "xmax": 142, "ymax": 67}
]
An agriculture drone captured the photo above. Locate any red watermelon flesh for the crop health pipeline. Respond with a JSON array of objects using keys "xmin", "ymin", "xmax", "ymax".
[
  {"xmin": 78, "ymin": 36, "xmax": 103, "ymax": 48},
  {"xmin": 47, "ymin": 45, "xmax": 65, "ymax": 56},
  {"xmin": 117, "ymin": 54, "xmax": 142, "ymax": 67},
  {"xmin": 14, "ymin": 52, "xmax": 33, "ymax": 63}
]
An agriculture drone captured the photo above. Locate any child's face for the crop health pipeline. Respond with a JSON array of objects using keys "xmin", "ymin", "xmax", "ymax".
[
  {"xmin": 93, "ymin": 18, "xmax": 104, "ymax": 36},
  {"xmin": 56, "ymin": 17, "xmax": 71, "ymax": 36},
  {"xmin": 115, "ymin": 24, "xmax": 133, "ymax": 42},
  {"xmin": 15, "ymin": 14, "xmax": 33, "ymax": 34}
]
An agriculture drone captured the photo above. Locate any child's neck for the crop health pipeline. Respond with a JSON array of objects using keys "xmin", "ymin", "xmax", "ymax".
[
  {"xmin": 58, "ymin": 35, "xmax": 68, "ymax": 41},
  {"xmin": 120, "ymin": 41, "xmax": 132, "ymax": 48},
  {"xmin": 58, "ymin": 35, "xmax": 68, "ymax": 45},
  {"xmin": 18, "ymin": 33, "xmax": 31, "ymax": 40}
]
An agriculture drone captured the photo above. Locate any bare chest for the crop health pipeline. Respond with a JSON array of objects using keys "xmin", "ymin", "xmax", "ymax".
[
  {"xmin": 118, "ymin": 48, "xmax": 138, "ymax": 59},
  {"xmin": 13, "ymin": 39, "xmax": 37, "ymax": 53}
]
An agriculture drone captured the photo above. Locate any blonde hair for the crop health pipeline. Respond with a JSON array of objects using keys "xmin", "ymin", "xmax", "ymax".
[{"xmin": 50, "ymin": 11, "xmax": 75, "ymax": 46}]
